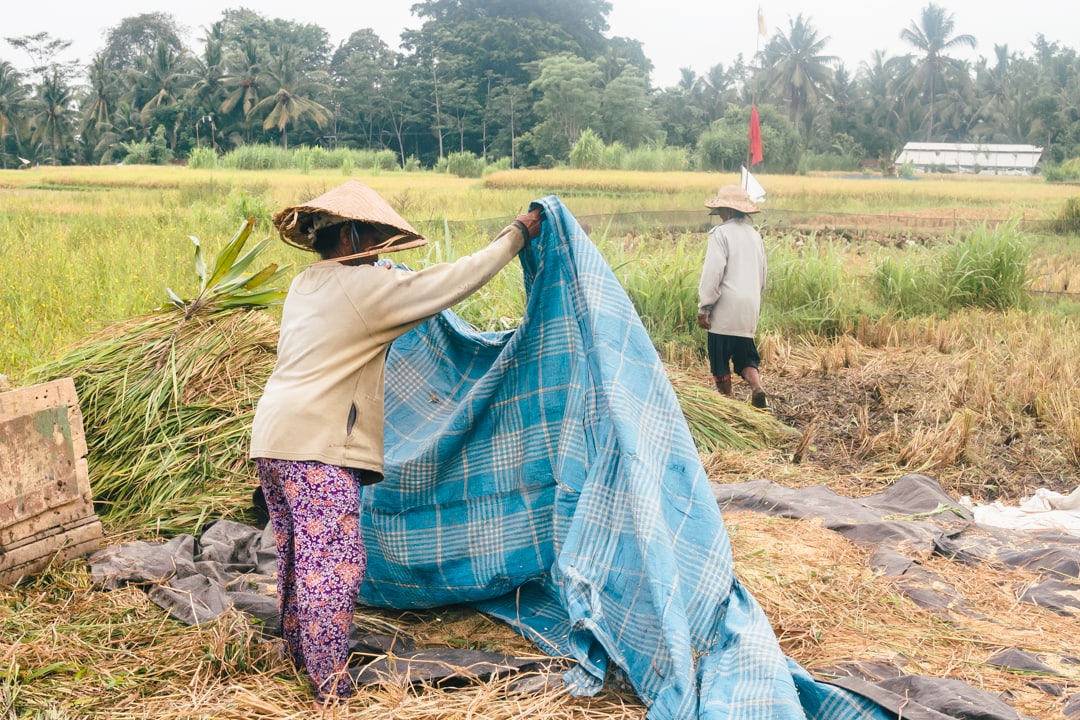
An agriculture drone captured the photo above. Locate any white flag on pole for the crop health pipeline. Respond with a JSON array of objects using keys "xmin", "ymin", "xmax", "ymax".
[{"xmin": 741, "ymin": 165, "xmax": 766, "ymax": 203}]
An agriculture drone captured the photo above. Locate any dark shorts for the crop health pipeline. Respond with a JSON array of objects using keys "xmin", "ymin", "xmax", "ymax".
[{"xmin": 707, "ymin": 333, "xmax": 761, "ymax": 380}]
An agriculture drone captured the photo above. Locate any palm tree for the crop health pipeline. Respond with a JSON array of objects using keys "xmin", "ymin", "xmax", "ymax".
[
  {"xmin": 898, "ymin": 3, "xmax": 976, "ymax": 140},
  {"xmin": 676, "ymin": 68, "xmax": 696, "ymax": 93},
  {"xmin": 92, "ymin": 101, "xmax": 143, "ymax": 164},
  {"xmin": 188, "ymin": 36, "xmax": 225, "ymax": 111},
  {"xmin": 220, "ymin": 40, "xmax": 265, "ymax": 142},
  {"xmin": 29, "ymin": 69, "xmax": 75, "ymax": 164},
  {"xmin": 136, "ymin": 41, "xmax": 193, "ymax": 126},
  {"xmin": 80, "ymin": 55, "xmax": 116, "ymax": 135},
  {"xmin": 855, "ymin": 50, "xmax": 908, "ymax": 160},
  {"xmin": 973, "ymin": 45, "xmax": 1036, "ymax": 142},
  {"xmin": 247, "ymin": 47, "xmax": 331, "ymax": 149},
  {"xmin": 758, "ymin": 14, "xmax": 837, "ymax": 131},
  {"xmin": 0, "ymin": 60, "xmax": 30, "ymax": 166},
  {"xmin": 694, "ymin": 62, "xmax": 740, "ymax": 124}
]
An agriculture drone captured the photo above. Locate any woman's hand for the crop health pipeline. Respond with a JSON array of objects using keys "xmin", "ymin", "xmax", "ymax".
[{"xmin": 515, "ymin": 207, "xmax": 543, "ymax": 240}]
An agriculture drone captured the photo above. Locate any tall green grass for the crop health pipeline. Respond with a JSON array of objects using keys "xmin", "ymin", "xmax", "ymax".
[
  {"xmin": 873, "ymin": 252, "xmax": 941, "ymax": 317},
  {"xmin": 209, "ymin": 144, "xmax": 402, "ymax": 172},
  {"xmin": 873, "ymin": 220, "xmax": 1030, "ymax": 316},
  {"xmin": 939, "ymin": 221, "xmax": 1029, "ymax": 311},
  {"xmin": 608, "ymin": 235, "xmax": 701, "ymax": 349},
  {"xmin": 762, "ymin": 236, "xmax": 869, "ymax": 336}
]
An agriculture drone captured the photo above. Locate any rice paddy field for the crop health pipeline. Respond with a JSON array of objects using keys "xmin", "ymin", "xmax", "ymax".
[{"xmin": 2, "ymin": 165, "xmax": 1080, "ymax": 718}]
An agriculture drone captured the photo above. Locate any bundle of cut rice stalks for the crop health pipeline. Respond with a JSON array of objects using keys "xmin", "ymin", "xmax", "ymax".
[
  {"xmin": 29, "ymin": 219, "xmax": 288, "ymax": 537},
  {"xmin": 666, "ymin": 366, "xmax": 798, "ymax": 453}
]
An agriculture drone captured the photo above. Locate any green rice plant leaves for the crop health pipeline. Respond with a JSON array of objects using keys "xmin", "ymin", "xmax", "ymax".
[
  {"xmin": 206, "ymin": 238, "xmax": 278, "ymax": 295},
  {"xmin": 204, "ymin": 217, "xmax": 254, "ymax": 291},
  {"xmin": 190, "ymin": 235, "xmax": 207, "ymax": 287},
  {"xmin": 217, "ymin": 290, "xmax": 289, "ymax": 308},
  {"xmin": 165, "ymin": 287, "xmax": 186, "ymax": 310}
]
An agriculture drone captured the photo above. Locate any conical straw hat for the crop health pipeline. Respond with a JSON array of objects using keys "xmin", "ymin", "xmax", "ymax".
[
  {"xmin": 704, "ymin": 184, "xmax": 761, "ymax": 214},
  {"xmin": 272, "ymin": 179, "xmax": 427, "ymax": 254}
]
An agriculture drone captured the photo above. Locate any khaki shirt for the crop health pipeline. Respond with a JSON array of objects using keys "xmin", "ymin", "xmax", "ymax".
[{"xmin": 249, "ymin": 223, "xmax": 527, "ymax": 474}]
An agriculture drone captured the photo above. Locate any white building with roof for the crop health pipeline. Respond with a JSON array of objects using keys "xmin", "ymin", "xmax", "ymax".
[{"xmin": 895, "ymin": 142, "xmax": 1044, "ymax": 175}]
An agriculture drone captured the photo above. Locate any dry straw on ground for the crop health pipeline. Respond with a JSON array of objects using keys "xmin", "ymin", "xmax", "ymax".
[
  {"xmin": 5, "ymin": 503, "xmax": 1077, "ymax": 718},
  {"xmin": 726, "ymin": 509, "xmax": 1080, "ymax": 720}
]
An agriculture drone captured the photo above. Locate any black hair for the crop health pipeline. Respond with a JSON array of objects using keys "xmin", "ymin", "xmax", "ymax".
[
  {"xmin": 311, "ymin": 221, "xmax": 378, "ymax": 259},
  {"xmin": 312, "ymin": 224, "xmax": 342, "ymax": 258},
  {"xmin": 712, "ymin": 207, "xmax": 748, "ymax": 220}
]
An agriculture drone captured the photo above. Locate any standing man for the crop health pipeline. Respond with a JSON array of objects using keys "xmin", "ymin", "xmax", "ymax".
[{"xmin": 696, "ymin": 185, "xmax": 768, "ymax": 408}]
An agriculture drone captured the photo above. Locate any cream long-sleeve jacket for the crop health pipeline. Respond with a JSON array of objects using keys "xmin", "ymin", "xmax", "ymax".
[
  {"xmin": 696, "ymin": 217, "xmax": 767, "ymax": 338},
  {"xmin": 249, "ymin": 223, "xmax": 527, "ymax": 474}
]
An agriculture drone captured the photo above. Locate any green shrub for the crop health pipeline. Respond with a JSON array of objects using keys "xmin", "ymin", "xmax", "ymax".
[
  {"xmin": 118, "ymin": 140, "xmax": 154, "ymax": 164},
  {"xmin": 797, "ymin": 152, "xmax": 862, "ymax": 173},
  {"xmin": 873, "ymin": 251, "xmax": 941, "ymax": 316},
  {"xmin": 570, "ymin": 128, "xmax": 604, "ymax": 169},
  {"xmin": 374, "ymin": 149, "xmax": 400, "ymax": 171},
  {"xmin": 186, "ymin": 146, "xmax": 218, "ymax": 169},
  {"xmin": 655, "ymin": 145, "xmax": 690, "ymax": 172},
  {"xmin": 482, "ymin": 157, "xmax": 512, "ymax": 174},
  {"xmin": 1042, "ymin": 158, "xmax": 1080, "ymax": 183},
  {"xmin": 149, "ymin": 126, "xmax": 173, "ymax": 164},
  {"xmin": 939, "ymin": 221, "xmax": 1029, "ymax": 311},
  {"xmin": 226, "ymin": 187, "xmax": 272, "ymax": 227},
  {"xmin": 446, "ymin": 150, "xmax": 484, "ymax": 178},
  {"xmin": 1046, "ymin": 197, "xmax": 1080, "ymax": 235},
  {"xmin": 624, "ymin": 145, "xmax": 662, "ymax": 172}
]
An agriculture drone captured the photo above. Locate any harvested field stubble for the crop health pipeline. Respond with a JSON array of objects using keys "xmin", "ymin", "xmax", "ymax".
[
  {"xmin": 4, "ymin": 506, "xmax": 1076, "ymax": 719},
  {"xmin": 703, "ymin": 308, "xmax": 1080, "ymax": 502}
]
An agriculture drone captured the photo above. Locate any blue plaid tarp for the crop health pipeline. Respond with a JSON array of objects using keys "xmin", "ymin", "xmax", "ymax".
[{"xmin": 359, "ymin": 196, "xmax": 891, "ymax": 719}]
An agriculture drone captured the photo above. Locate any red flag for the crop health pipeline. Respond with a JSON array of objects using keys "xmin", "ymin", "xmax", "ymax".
[{"xmin": 749, "ymin": 106, "xmax": 763, "ymax": 165}]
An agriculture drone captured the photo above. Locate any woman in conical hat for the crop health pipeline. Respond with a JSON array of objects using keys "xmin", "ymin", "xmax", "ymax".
[
  {"xmin": 251, "ymin": 180, "xmax": 543, "ymax": 710},
  {"xmin": 271, "ymin": 178, "xmax": 428, "ymax": 257}
]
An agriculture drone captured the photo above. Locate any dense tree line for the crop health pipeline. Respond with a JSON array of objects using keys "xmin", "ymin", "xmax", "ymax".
[{"xmin": 2, "ymin": 1, "xmax": 1079, "ymax": 171}]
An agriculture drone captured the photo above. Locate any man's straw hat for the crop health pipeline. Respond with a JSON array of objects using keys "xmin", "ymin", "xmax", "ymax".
[
  {"xmin": 704, "ymin": 185, "xmax": 761, "ymax": 215},
  {"xmin": 272, "ymin": 179, "xmax": 427, "ymax": 254}
]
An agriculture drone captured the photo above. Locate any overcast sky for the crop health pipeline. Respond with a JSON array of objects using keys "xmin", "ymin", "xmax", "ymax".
[{"xmin": 3, "ymin": 0, "xmax": 1077, "ymax": 88}]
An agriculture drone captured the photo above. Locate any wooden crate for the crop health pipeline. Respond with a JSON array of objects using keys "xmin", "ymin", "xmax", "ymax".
[{"xmin": 0, "ymin": 378, "xmax": 103, "ymax": 585}]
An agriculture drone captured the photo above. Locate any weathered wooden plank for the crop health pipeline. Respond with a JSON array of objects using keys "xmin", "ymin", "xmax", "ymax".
[
  {"xmin": 0, "ymin": 378, "xmax": 103, "ymax": 584},
  {"xmin": 0, "ymin": 519, "xmax": 103, "ymax": 584}
]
